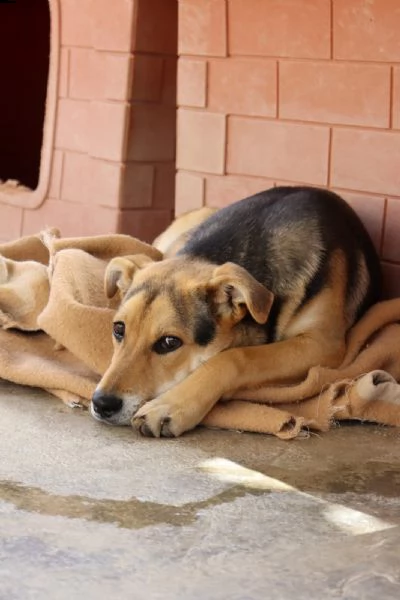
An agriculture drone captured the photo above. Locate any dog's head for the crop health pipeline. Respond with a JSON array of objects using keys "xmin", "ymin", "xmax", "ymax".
[{"xmin": 91, "ymin": 255, "xmax": 273, "ymax": 425}]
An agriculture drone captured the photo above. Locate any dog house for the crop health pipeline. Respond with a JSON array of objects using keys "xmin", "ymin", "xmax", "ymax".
[
  {"xmin": 0, "ymin": 0, "xmax": 177, "ymax": 242},
  {"xmin": 0, "ymin": 0, "xmax": 399, "ymax": 297}
]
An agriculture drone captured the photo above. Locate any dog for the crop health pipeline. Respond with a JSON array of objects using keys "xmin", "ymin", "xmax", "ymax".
[
  {"xmin": 152, "ymin": 206, "xmax": 217, "ymax": 257},
  {"xmin": 91, "ymin": 186, "xmax": 382, "ymax": 437}
]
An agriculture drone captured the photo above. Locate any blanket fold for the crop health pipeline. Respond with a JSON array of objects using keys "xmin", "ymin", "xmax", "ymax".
[{"xmin": 0, "ymin": 229, "xmax": 399, "ymax": 439}]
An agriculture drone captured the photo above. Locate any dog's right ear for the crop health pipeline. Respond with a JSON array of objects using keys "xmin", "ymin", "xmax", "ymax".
[{"xmin": 105, "ymin": 254, "xmax": 154, "ymax": 298}]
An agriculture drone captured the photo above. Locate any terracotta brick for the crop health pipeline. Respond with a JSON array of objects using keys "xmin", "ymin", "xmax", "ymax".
[
  {"xmin": 86, "ymin": 206, "xmax": 120, "ymax": 235},
  {"xmin": 55, "ymin": 99, "xmax": 90, "ymax": 153},
  {"xmin": 334, "ymin": 191, "xmax": 385, "ymax": 252},
  {"xmin": 208, "ymin": 58, "xmax": 276, "ymax": 117},
  {"xmin": 162, "ymin": 57, "xmax": 178, "ymax": 107},
  {"xmin": 61, "ymin": 0, "xmax": 92, "ymax": 47},
  {"xmin": 331, "ymin": 129, "xmax": 400, "ymax": 196},
  {"xmin": 153, "ymin": 164, "xmax": 176, "ymax": 209},
  {"xmin": 0, "ymin": 204, "xmax": 22, "ymax": 240},
  {"xmin": 68, "ymin": 49, "xmax": 95, "ymax": 101},
  {"xmin": 382, "ymin": 262, "xmax": 400, "ymax": 299},
  {"xmin": 205, "ymin": 175, "xmax": 275, "ymax": 208},
  {"xmin": 179, "ymin": 0, "xmax": 227, "ymax": 57},
  {"xmin": 48, "ymin": 150, "xmax": 64, "ymax": 200},
  {"xmin": 227, "ymin": 117, "xmax": 329, "ymax": 185},
  {"xmin": 393, "ymin": 67, "xmax": 400, "ymax": 130},
  {"xmin": 134, "ymin": 0, "xmax": 178, "ymax": 55},
  {"xmin": 280, "ymin": 62, "xmax": 391, "ymax": 128},
  {"xmin": 22, "ymin": 199, "xmax": 119, "ymax": 237},
  {"xmin": 88, "ymin": 101, "xmax": 129, "ymax": 162},
  {"xmin": 61, "ymin": 152, "xmax": 90, "ymax": 204},
  {"xmin": 97, "ymin": 53, "xmax": 132, "ymax": 102},
  {"xmin": 127, "ymin": 105, "xmax": 176, "ymax": 162},
  {"xmin": 122, "ymin": 164, "xmax": 155, "ymax": 209},
  {"xmin": 131, "ymin": 55, "xmax": 163, "ymax": 102},
  {"xmin": 175, "ymin": 171, "xmax": 205, "ymax": 214},
  {"xmin": 61, "ymin": 153, "xmax": 122, "ymax": 215},
  {"xmin": 177, "ymin": 109, "xmax": 226, "ymax": 174},
  {"xmin": 91, "ymin": 0, "xmax": 134, "ymax": 52},
  {"xmin": 118, "ymin": 209, "xmax": 174, "ymax": 243},
  {"xmin": 88, "ymin": 158, "xmax": 124, "ymax": 208},
  {"xmin": 229, "ymin": 0, "xmax": 330, "ymax": 58},
  {"xmin": 69, "ymin": 49, "xmax": 131, "ymax": 102},
  {"xmin": 22, "ymin": 200, "xmax": 87, "ymax": 237},
  {"xmin": 178, "ymin": 59, "xmax": 207, "ymax": 108},
  {"xmin": 334, "ymin": 0, "xmax": 400, "ymax": 61},
  {"xmin": 382, "ymin": 199, "xmax": 400, "ymax": 262},
  {"xmin": 59, "ymin": 48, "xmax": 69, "ymax": 99}
]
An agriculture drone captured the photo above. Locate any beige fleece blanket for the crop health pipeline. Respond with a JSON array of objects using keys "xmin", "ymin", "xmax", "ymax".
[{"xmin": 0, "ymin": 230, "xmax": 399, "ymax": 439}]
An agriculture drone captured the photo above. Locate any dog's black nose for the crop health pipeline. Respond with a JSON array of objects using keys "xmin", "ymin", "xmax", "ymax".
[{"xmin": 92, "ymin": 390, "xmax": 123, "ymax": 419}]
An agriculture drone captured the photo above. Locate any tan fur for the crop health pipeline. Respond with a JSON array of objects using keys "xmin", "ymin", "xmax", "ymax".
[
  {"xmin": 0, "ymin": 256, "xmax": 50, "ymax": 331},
  {"xmin": 105, "ymin": 254, "xmax": 157, "ymax": 299},
  {"xmin": 94, "ymin": 246, "xmax": 351, "ymax": 435},
  {"xmin": 152, "ymin": 207, "xmax": 218, "ymax": 257},
  {"xmin": 96, "ymin": 258, "xmax": 273, "ymax": 424},
  {"xmin": 346, "ymin": 252, "xmax": 370, "ymax": 325},
  {"xmin": 131, "ymin": 257, "xmax": 347, "ymax": 435}
]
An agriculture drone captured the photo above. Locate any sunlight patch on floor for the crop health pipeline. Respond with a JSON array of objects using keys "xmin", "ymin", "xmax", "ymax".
[{"xmin": 199, "ymin": 457, "xmax": 396, "ymax": 536}]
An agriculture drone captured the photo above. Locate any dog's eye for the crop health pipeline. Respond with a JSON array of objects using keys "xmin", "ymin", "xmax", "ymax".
[
  {"xmin": 113, "ymin": 321, "xmax": 125, "ymax": 342},
  {"xmin": 152, "ymin": 336, "xmax": 183, "ymax": 355}
]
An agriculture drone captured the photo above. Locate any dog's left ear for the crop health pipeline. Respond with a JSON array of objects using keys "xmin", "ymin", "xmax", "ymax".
[
  {"xmin": 208, "ymin": 262, "xmax": 274, "ymax": 324},
  {"xmin": 105, "ymin": 254, "xmax": 154, "ymax": 298}
]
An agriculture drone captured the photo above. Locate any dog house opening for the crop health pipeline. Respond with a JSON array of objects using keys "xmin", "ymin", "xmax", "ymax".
[{"xmin": 0, "ymin": 0, "xmax": 50, "ymax": 192}]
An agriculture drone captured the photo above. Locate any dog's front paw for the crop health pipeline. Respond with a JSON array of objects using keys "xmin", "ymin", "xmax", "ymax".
[{"xmin": 132, "ymin": 399, "xmax": 186, "ymax": 438}]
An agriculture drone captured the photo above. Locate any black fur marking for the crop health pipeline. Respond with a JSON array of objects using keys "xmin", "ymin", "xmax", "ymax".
[
  {"xmin": 194, "ymin": 315, "xmax": 216, "ymax": 346},
  {"xmin": 264, "ymin": 296, "xmax": 282, "ymax": 343},
  {"xmin": 180, "ymin": 186, "xmax": 382, "ymax": 331},
  {"xmin": 297, "ymin": 256, "xmax": 328, "ymax": 313},
  {"xmin": 124, "ymin": 283, "xmax": 155, "ymax": 304},
  {"xmin": 168, "ymin": 285, "xmax": 190, "ymax": 326}
]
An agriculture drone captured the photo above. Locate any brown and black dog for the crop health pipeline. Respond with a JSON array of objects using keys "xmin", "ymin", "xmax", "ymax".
[{"xmin": 91, "ymin": 186, "xmax": 382, "ymax": 437}]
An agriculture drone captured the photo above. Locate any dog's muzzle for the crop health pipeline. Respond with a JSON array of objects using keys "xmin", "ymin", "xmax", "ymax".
[{"xmin": 91, "ymin": 390, "xmax": 123, "ymax": 420}]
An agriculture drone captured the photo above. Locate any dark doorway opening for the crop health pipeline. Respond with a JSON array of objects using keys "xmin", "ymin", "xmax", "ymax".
[{"xmin": 0, "ymin": 0, "xmax": 50, "ymax": 190}]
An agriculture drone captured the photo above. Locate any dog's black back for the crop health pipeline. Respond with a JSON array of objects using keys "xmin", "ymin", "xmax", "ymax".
[{"xmin": 180, "ymin": 187, "xmax": 382, "ymax": 337}]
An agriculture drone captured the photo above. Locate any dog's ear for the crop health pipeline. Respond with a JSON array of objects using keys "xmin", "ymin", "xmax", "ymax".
[
  {"xmin": 208, "ymin": 262, "xmax": 274, "ymax": 324},
  {"xmin": 105, "ymin": 254, "xmax": 154, "ymax": 298}
]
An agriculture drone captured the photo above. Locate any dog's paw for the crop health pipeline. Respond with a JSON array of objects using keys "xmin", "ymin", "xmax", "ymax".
[{"xmin": 132, "ymin": 400, "xmax": 186, "ymax": 438}]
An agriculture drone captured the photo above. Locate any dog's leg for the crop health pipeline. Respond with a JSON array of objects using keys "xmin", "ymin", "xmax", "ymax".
[{"xmin": 132, "ymin": 332, "xmax": 345, "ymax": 437}]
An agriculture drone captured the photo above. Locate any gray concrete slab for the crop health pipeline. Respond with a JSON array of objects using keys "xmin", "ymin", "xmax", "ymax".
[{"xmin": 0, "ymin": 381, "xmax": 399, "ymax": 599}]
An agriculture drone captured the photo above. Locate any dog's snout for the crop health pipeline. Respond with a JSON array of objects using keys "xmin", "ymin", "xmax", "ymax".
[{"xmin": 92, "ymin": 390, "xmax": 123, "ymax": 419}]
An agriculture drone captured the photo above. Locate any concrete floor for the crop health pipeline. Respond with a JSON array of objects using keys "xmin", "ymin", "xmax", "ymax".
[{"xmin": 0, "ymin": 381, "xmax": 399, "ymax": 600}]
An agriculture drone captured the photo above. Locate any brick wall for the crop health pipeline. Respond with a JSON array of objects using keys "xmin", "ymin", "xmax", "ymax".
[
  {"xmin": 0, "ymin": 0, "xmax": 177, "ymax": 243},
  {"xmin": 120, "ymin": 0, "xmax": 177, "ymax": 240},
  {"xmin": 176, "ymin": 0, "xmax": 400, "ymax": 298}
]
